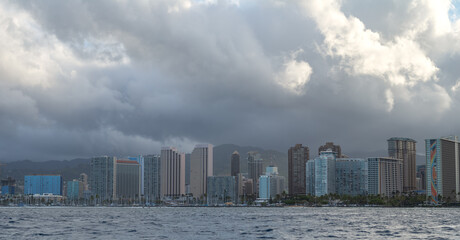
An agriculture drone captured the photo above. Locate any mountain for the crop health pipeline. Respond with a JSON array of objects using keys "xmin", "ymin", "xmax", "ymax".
[
  {"xmin": 0, "ymin": 158, "xmax": 90, "ymax": 183},
  {"xmin": 213, "ymin": 144, "xmax": 287, "ymax": 178}
]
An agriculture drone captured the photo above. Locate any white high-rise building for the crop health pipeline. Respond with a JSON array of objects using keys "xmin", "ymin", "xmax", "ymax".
[
  {"xmin": 160, "ymin": 147, "xmax": 185, "ymax": 198},
  {"xmin": 190, "ymin": 144, "xmax": 213, "ymax": 199}
]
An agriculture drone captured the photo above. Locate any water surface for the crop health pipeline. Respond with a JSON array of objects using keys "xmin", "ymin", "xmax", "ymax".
[{"xmin": 1, "ymin": 207, "xmax": 459, "ymax": 239}]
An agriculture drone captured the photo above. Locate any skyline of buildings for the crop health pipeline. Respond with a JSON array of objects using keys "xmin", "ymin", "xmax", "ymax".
[{"xmin": 4, "ymin": 135, "xmax": 458, "ymax": 206}]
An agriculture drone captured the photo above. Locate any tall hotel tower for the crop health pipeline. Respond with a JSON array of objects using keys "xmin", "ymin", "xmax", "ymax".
[
  {"xmin": 90, "ymin": 156, "xmax": 117, "ymax": 201},
  {"xmin": 190, "ymin": 144, "xmax": 213, "ymax": 199},
  {"xmin": 388, "ymin": 137, "xmax": 417, "ymax": 192},
  {"xmin": 160, "ymin": 147, "xmax": 185, "ymax": 198},
  {"xmin": 231, "ymin": 151, "xmax": 240, "ymax": 177},
  {"xmin": 426, "ymin": 136, "xmax": 460, "ymax": 203},
  {"xmin": 288, "ymin": 144, "xmax": 309, "ymax": 195}
]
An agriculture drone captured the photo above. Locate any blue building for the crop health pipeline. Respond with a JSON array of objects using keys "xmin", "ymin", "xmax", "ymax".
[
  {"xmin": 306, "ymin": 150, "xmax": 336, "ymax": 196},
  {"xmin": 1, "ymin": 177, "xmax": 16, "ymax": 195},
  {"xmin": 67, "ymin": 180, "xmax": 82, "ymax": 200},
  {"xmin": 258, "ymin": 166, "xmax": 285, "ymax": 200},
  {"xmin": 24, "ymin": 175, "xmax": 63, "ymax": 195},
  {"xmin": 336, "ymin": 158, "xmax": 368, "ymax": 196}
]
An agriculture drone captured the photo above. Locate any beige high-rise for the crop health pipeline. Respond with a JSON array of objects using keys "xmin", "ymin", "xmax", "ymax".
[
  {"xmin": 368, "ymin": 157, "xmax": 403, "ymax": 196},
  {"xmin": 190, "ymin": 144, "xmax": 213, "ymax": 199},
  {"xmin": 388, "ymin": 137, "xmax": 417, "ymax": 192},
  {"xmin": 160, "ymin": 147, "xmax": 185, "ymax": 198}
]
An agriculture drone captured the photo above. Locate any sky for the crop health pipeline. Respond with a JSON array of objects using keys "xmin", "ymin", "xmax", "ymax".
[{"xmin": 1, "ymin": 0, "xmax": 460, "ymax": 161}]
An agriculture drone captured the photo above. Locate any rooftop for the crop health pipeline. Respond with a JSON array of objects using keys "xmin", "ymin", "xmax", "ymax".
[
  {"xmin": 387, "ymin": 137, "xmax": 416, "ymax": 142},
  {"xmin": 116, "ymin": 160, "xmax": 139, "ymax": 164}
]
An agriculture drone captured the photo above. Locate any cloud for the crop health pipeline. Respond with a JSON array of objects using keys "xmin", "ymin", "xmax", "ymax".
[
  {"xmin": 276, "ymin": 50, "xmax": 312, "ymax": 95},
  {"xmin": 1, "ymin": 0, "xmax": 460, "ymax": 161}
]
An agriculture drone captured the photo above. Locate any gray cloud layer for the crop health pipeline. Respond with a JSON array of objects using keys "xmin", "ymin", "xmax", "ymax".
[{"xmin": 1, "ymin": 0, "xmax": 460, "ymax": 161}]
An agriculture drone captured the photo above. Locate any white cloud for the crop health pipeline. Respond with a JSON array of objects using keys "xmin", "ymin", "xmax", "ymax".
[
  {"xmin": 385, "ymin": 89, "xmax": 394, "ymax": 112},
  {"xmin": 276, "ymin": 50, "xmax": 312, "ymax": 95},
  {"xmin": 299, "ymin": 0, "xmax": 439, "ymax": 87}
]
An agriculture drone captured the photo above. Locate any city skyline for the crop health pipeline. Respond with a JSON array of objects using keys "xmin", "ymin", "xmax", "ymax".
[{"xmin": 1, "ymin": 1, "xmax": 460, "ymax": 161}]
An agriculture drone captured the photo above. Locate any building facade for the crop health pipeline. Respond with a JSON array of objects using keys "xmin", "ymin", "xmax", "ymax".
[
  {"xmin": 160, "ymin": 147, "xmax": 185, "ymax": 198},
  {"xmin": 207, "ymin": 176, "xmax": 237, "ymax": 205},
  {"xmin": 335, "ymin": 158, "xmax": 368, "ymax": 196},
  {"xmin": 259, "ymin": 166, "xmax": 285, "ymax": 200},
  {"xmin": 89, "ymin": 156, "xmax": 117, "ymax": 201},
  {"xmin": 116, "ymin": 160, "xmax": 141, "ymax": 201},
  {"xmin": 128, "ymin": 155, "xmax": 144, "ymax": 195},
  {"xmin": 190, "ymin": 144, "xmax": 213, "ymax": 199},
  {"xmin": 79, "ymin": 173, "xmax": 88, "ymax": 191},
  {"xmin": 144, "ymin": 155, "xmax": 161, "ymax": 202},
  {"xmin": 305, "ymin": 160, "xmax": 315, "ymax": 195},
  {"xmin": 1, "ymin": 177, "xmax": 15, "ymax": 195},
  {"xmin": 306, "ymin": 150, "xmax": 336, "ymax": 196},
  {"xmin": 24, "ymin": 175, "xmax": 63, "ymax": 195},
  {"xmin": 388, "ymin": 137, "xmax": 417, "ymax": 192},
  {"xmin": 425, "ymin": 137, "xmax": 460, "ymax": 203},
  {"xmin": 231, "ymin": 151, "xmax": 240, "ymax": 177},
  {"xmin": 367, "ymin": 157, "xmax": 403, "ymax": 196},
  {"xmin": 288, "ymin": 144, "xmax": 309, "ymax": 195},
  {"xmin": 416, "ymin": 165, "xmax": 426, "ymax": 191},
  {"xmin": 66, "ymin": 180, "xmax": 83, "ymax": 200},
  {"xmin": 248, "ymin": 152, "xmax": 264, "ymax": 196}
]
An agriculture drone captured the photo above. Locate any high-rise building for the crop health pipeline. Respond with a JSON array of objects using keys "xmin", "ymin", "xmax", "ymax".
[
  {"xmin": 243, "ymin": 178, "xmax": 254, "ymax": 197},
  {"xmin": 161, "ymin": 147, "xmax": 185, "ymax": 198},
  {"xmin": 24, "ymin": 175, "xmax": 63, "ymax": 195},
  {"xmin": 425, "ymin": 137, "xmax": 460, "ymax": 203},
  {"xmin": 305, "ymin": 160, "xmax": 315, "ymax": 195},
  {"xmin": 416, "ymin": 165, "xmax": 426, "ymax": 191},
  {"xmin": 388, "ymin": 137, "xmax": 417, "ymax": 192},
  {"xmin": 128, "ymin": 155, "xmax": 145, "ymax": 195},
  {"xmin": 367, "ymin": 157, "xmax": 403, "ymax": 196},
  {"xmin": 318, "ymin": 142, "xmax": 342, "ymax": 158},
  {"xmin": 116, "ymin": 160, "xmax": 141, "ymax": 201},
  {"xmin": 79, "ymin": 173, "xmax": 88, "ymax": 191},
  {"xmin": 66, "ymin": 179, "xmax": 83, "ymax": 200},
  {"xmin": 231, "ymin": 151, "xmax": 240, "ymax": 177},
  {"xmin": 190, "ymin": 144, "xmax": 213, "ymax": 199},
  {"xmin": 306, "ymin": 150, "xmax": 336, "ymax": 196},
  {"xmin": 144, "ymin": 155, "xmax": 161, "ymax": 202},
  {"xmin": 288, "ymin": 144, "xmax": 309, "ymax": 195},
  {"xmin": 1, "ymin": 177, "xmax": 15, "ymax": 195},
  {"xmin": 207, "ymin": 176, "xmax": 237, "ymax": 205},
  {"xmin": 90, "ymin": 156, "xmax": 117, "ymax": 201},
  {"xmin": 336, "ymin": 158, "xmax": 368, "ymax": 196},
  {"xmin": 248, "ymin": 152, "xmax": 264, "ymax": 196},
  {"xmin": 259, "ymin": 166, "xmax": 285, "ymax": 200}
]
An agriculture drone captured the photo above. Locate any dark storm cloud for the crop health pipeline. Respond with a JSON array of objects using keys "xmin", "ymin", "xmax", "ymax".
[{"xmin": 1, "ymin": 0, "xmax": 460, "ymax": 161}]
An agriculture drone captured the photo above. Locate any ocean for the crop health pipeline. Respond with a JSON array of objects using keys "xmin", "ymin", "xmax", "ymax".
[{"xmin": 1, "ymin": 207, "xmax": 459, "ymax": 239}]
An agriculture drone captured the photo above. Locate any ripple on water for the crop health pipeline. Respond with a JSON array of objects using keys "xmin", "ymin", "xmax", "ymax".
[{"xmin": 0, "ymin": 207, "xmax": 459, "ymax": 239}]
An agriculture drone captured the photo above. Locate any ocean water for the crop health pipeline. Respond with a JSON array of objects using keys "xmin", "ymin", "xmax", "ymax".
[{"xmin": 1, "ymin": 207, "xmax": 459, "ymax": 239}]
